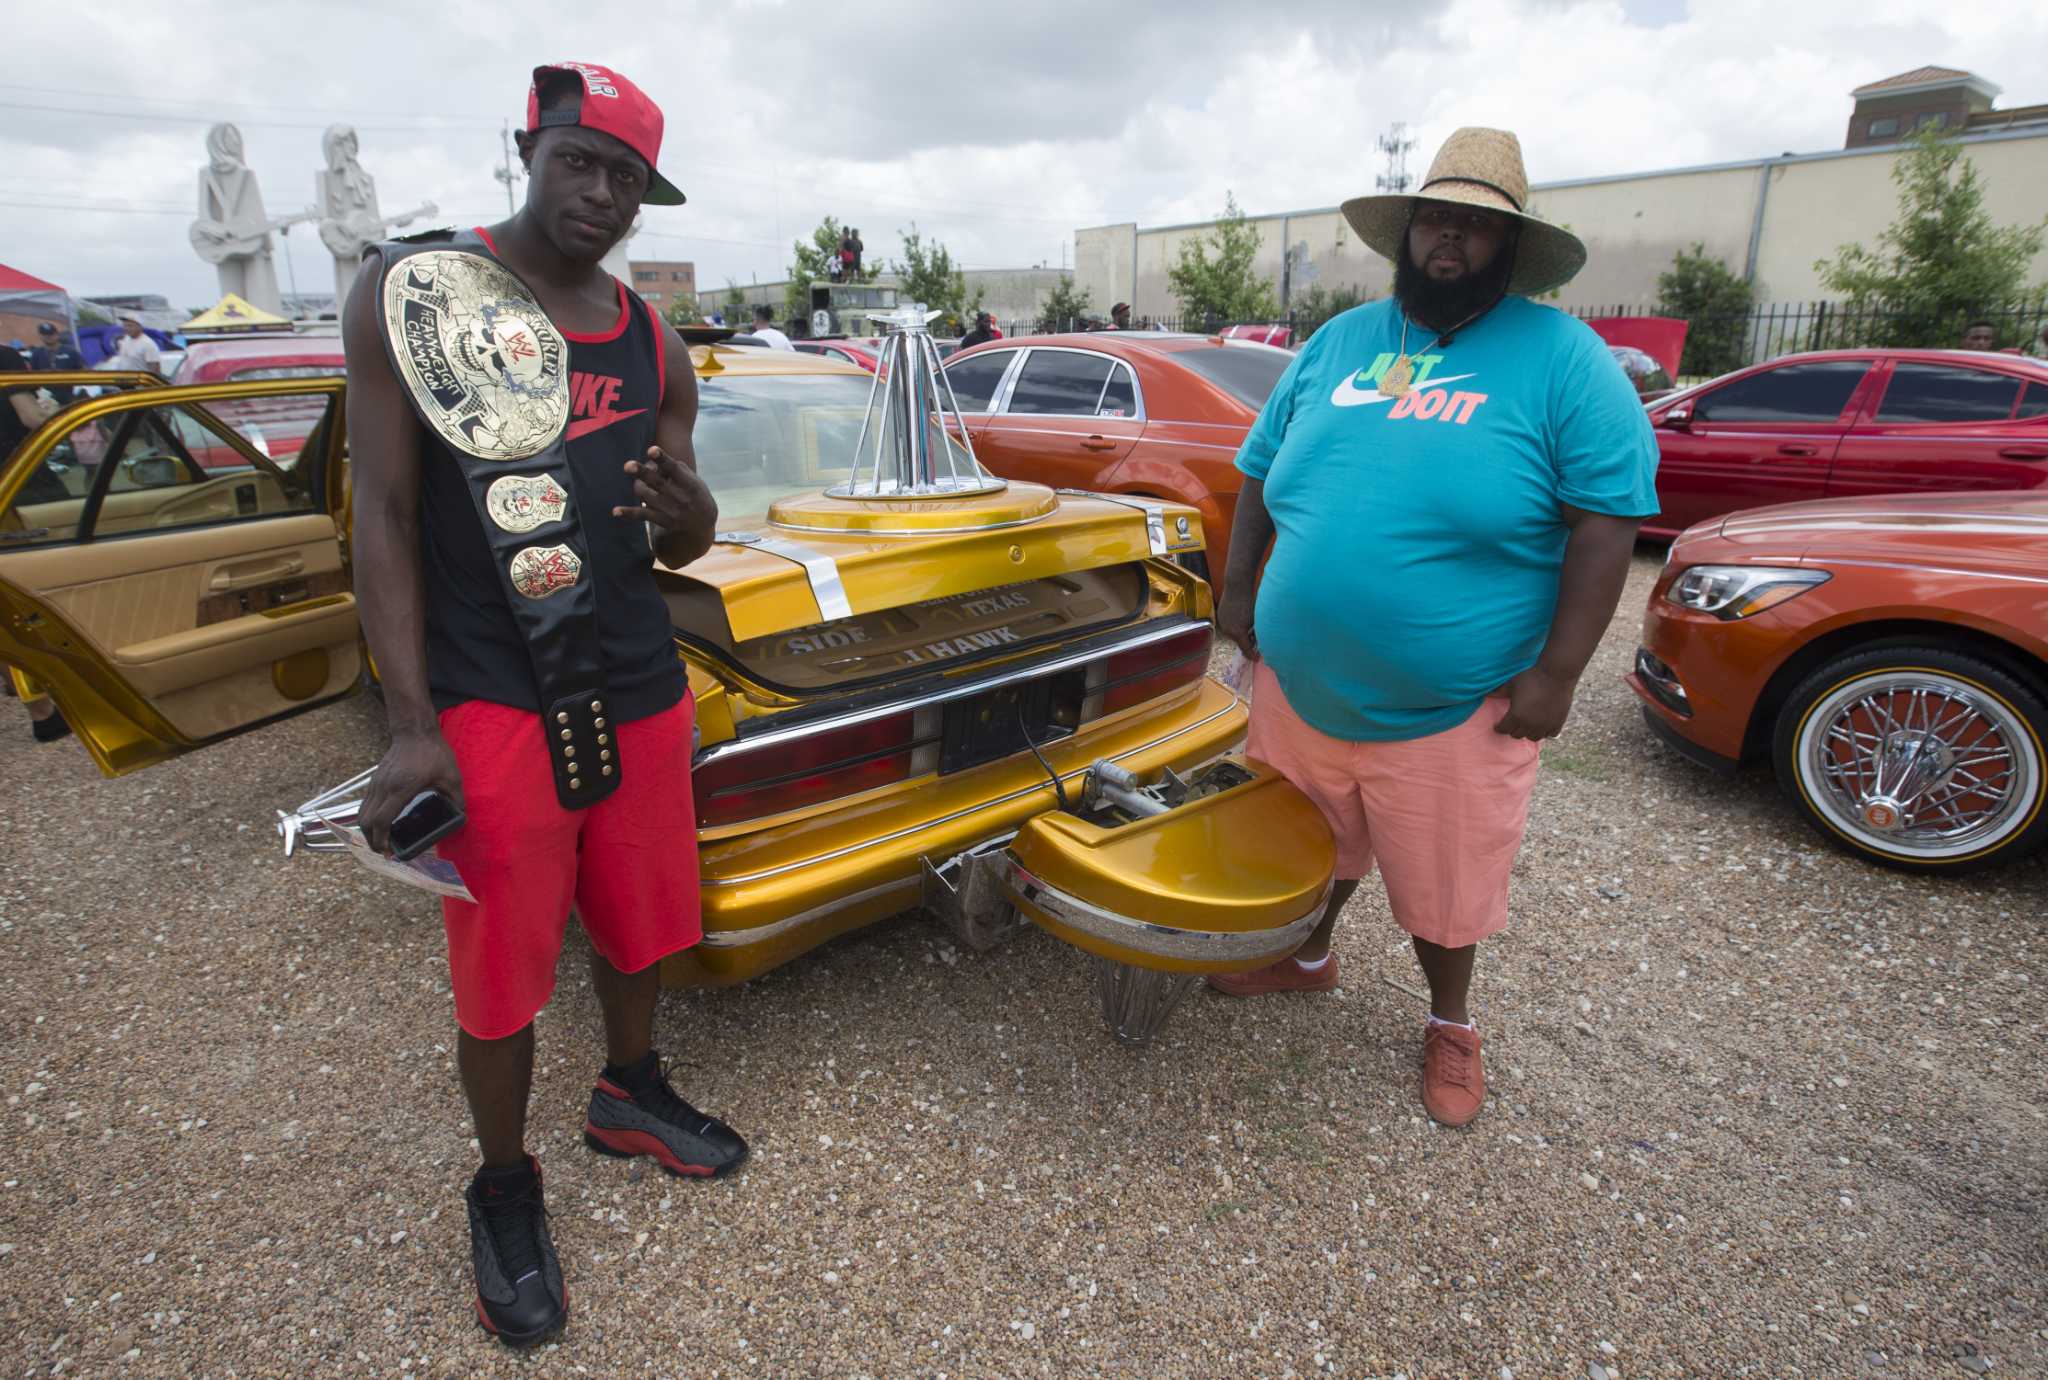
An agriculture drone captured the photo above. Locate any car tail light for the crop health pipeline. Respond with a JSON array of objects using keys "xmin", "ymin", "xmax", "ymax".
[
  {"xmin": 1097, "ymin": 626, "xmax": 1213, "ymax": 715},
  {"xmin": 695, "ymin": 712, "xmax": 921, "ymax": 827}
]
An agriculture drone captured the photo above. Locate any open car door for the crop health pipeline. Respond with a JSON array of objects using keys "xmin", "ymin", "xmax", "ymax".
[{"xmin": 0, "ymin": 376, "xmax": 359, "ymax": 776}]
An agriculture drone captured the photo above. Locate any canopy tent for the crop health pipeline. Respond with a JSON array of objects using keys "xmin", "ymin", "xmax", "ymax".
[
  {"xmin": 0, "ymin": 261, "xmax": 73, "ymax": 354},
  {"xmin": 181, "ymin": 293, "xmax": 293, "ymax": 334}
]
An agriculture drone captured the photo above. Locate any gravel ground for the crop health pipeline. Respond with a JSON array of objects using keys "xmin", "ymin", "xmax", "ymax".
[{"xmin": 1, "ymin": 550, "xmax": 2042, "ymax": 1379}]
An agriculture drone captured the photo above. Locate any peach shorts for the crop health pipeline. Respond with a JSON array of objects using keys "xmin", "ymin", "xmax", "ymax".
[{"xmin": 1246, "ymin": 661, "xmax": 1543, "ymax": 949}]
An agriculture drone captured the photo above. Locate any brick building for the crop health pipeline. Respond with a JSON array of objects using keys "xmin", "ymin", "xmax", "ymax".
[{"xmin": 628, "ymin": 260, "xmax": 697, "ymax": 313}]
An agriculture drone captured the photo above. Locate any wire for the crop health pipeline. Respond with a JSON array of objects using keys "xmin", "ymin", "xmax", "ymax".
[{"xmin": 1015, "ymin": 699, "xmax": 1073, "ymax": 815}]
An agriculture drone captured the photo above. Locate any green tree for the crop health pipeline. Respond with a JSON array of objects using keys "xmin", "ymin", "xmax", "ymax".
[
  {"xmin": 1167, "ymin": 194, "xmax": 1279, "ymax": 328},
  {"xmin": 894, "ymin": 224, "xmax": 984, "ymax": 334},
  {"xmin": 663, "ymin": 295, "xmax": 704, "ymax": 327},
  {"xmin": 724, "ymin": 280, "xmax": 746, "ymax": 315},
  {"xmin": 1817, "ymin": 126, "xmax": 2048, "ymax": 348},
  {"xmin": 1034, "ymin": 275, "xmax": 1094, "ymax": 333},
  {"xmin": 1287, "ymin": 283, "xmax": 1369, "ymax": 342},
  {"xmin": 786, "ymin": 216, "xmax": 880, "ymax": 319},
  {"xmin": 1655, "ymin": 244, "xmax": 1755, "ymax": 379}
]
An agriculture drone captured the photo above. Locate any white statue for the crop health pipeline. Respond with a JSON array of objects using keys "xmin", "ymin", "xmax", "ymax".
[
  {"xmin": 315, "ymin": 125, "xmax": 437, "ymax": 302},
  {"xmin": 188, "ymin": 123, "xmax": 284, "ymax": 314}
]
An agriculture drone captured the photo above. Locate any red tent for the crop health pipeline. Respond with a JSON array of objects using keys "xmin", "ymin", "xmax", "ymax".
[
  {"xmin": 1581, "ymin": 315, "xmax": 1688, "ymax": 381},
  {"xmin": 0, "ymin": 262, "xmax": 72, "ymax": 350}
]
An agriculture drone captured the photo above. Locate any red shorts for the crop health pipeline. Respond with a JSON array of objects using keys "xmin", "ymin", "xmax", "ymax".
[{"xmin": 434, "ymin": 696, "xmax": 701, "ymax": 1039}]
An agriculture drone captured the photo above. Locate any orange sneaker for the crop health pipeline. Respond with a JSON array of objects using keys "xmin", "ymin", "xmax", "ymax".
[
  {"xmin": 1421, "ymin": 1021, "xmax": 1485, "ymax": 1127},
  {"xmin": 1206, "ymin": 953, "xmax": 1339, "ymax": 997}
]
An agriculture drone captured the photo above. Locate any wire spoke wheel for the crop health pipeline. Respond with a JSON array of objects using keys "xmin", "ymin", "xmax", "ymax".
[{"xmin": 1785, "ymin": 658, "xmax": 2045, "ymax": 867}]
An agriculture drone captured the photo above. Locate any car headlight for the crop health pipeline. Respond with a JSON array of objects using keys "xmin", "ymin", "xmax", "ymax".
[{"xmin": 1667, "ymin": 565, "xmax": 1830, "ymax": 619}]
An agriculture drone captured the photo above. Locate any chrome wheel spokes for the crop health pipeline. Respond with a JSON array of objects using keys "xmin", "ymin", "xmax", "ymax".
[{"xmin": 1799, "ymin": 671, "xmax": 2037, "ymax": 860}]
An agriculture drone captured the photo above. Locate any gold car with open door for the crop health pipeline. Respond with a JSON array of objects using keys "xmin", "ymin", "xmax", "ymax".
[
  {"xmin": 0, "ymin": 370, "xmax": 357, "ymax": 774},
  {"xmin": 3, "ymin": 329, "xmax": 1335, "ymax": 1044}
]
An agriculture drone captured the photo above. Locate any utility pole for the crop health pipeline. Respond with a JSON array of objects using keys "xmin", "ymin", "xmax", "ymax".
[
  {"xmin": 493, "ymin": 121, "xmax": 519, "ymax": 215},
  {"xmin": 1375, "ymin": 122, "xmax": 1417, "ymax": 194}
]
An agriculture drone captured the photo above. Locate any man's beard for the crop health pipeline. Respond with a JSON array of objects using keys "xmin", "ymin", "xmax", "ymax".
[{"xmin": 1394, "ymin": 240, "xmax": 1517, "ymax": 333}]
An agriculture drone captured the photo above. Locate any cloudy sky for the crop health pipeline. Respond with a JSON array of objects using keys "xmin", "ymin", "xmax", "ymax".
[{"xmin": 9, "ymin": 0, "xmax": 2044, "ymax": 310}]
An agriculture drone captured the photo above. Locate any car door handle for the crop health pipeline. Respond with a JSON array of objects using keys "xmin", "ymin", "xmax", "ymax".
[
  {"xmin": 1776, "ymin": 444, "xmax": 1819, "ymax": 457},
  {"xmin": 1081, "ymin": 435, "xmax": 1118, "ymax": 451},
  {"xmin": 1998, "ymin": 446, "xmax": 2048, "ymax": 461},
  {"xmin": 209, "ymin": 556, "xmax": 303, "ymax": 592}
]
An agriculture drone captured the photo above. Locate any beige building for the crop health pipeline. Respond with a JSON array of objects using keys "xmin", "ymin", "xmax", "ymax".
[
  {"xmin": 700, "ymin": 267, "xmax": 1071, "ymax": 332},
  {"xmin": 1076, "ymin": 70, "xmax": 2048, "ymax": 317}
]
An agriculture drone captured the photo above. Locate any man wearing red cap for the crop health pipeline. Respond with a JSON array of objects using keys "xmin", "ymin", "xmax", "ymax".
[{"xmin": 343, "ymin": 61, "xmax": 740, "ymax": 1347}]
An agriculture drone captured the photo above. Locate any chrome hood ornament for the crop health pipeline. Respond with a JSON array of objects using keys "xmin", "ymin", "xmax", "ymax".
[{"xmin": 826, "ymin": 303, "xmax": 1004, "ymax": 499}]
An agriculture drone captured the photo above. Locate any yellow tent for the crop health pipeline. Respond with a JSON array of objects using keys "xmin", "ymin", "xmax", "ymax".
[{"xmin": 180, "ymin": 293, "xmax": 294, "ymax": 334}]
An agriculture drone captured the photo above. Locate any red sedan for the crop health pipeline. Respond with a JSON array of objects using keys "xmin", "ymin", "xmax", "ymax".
[
  {"xmin": 1629, "ymin": 491, "xmax": 2048, "ymax": 873},
  {"xmin": 940, "ymin": 333, "xmax": 1293, "ymax": 585},
  {"xmin": 1643, "ymin": 349, "xmax": 2048, "ymax": 539}
]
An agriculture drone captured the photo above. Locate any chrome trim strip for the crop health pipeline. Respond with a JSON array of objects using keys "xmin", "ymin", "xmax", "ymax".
[
  {"xmin": 765, "ymin": 511, "xmax": 1052, "ymax": 538},
  {"xmin": 700, "ymin": 695, "xmax": 1240, "ymax": 887},
  {"xmin": 738, "ymin": 534, "xmax": 854, "ymax": 620},
  {"xmin": 697, "ymin": 877, "xmax": 919, "ymax": 948},
  {"xmin": 696, "ymin": 618, "xmax": 1206, "ymax": 767},
  {"xmin": 1083, "ymin": 492, "xmax": 1170, "ymax": 554},
  {"xmin": 984, "ymin": 346, "xmax": 1149, "ymax": 422},
  {"xmin": 1005, "ymin": 862, "xmax": 1331, "ymax": 964}
]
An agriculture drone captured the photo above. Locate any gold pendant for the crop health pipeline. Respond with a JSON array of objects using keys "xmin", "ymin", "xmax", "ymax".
[{"xmin": 1381, "ymin": 354, "xmax": 1414, "ymax": 398}]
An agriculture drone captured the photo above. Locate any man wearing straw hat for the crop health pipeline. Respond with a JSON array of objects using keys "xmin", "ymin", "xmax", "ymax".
[{"xmin": 1208, "ymin": 129, "xmax": 1658, "ymax": 1128}]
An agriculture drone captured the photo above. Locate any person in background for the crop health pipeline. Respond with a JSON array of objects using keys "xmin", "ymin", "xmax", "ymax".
[
  {"xmin": 959, "ymin": 311, "xmax": 997, "ymax": 350},
  {"xmin": 29, "ymin": 323, "xmax": 84, "ymax": 405},
  {"xmin": 1207, "ymin": 128, "xmax": 1657, "ymax": 1131},
  {"xmin": 1111, "ymin": 302, "xmax": 1134, "ymax": 330},
  {"xmin": 749, "ymin": 304, "xmax": 793, "ymax": 350},
  {"xmin": 109, "ymin": 316, "xmax": 163, "ymax": 375},
  {"xmin": 0, "ymin": 344, "xmax": 72, "ymax": 744},
  {"xmin": 1959, "ymin": 320, "xmax": 1997, "ymax": 351}
]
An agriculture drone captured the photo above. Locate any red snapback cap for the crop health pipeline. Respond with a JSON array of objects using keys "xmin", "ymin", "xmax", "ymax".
[{"xmin": 526, "ymin": 62, "xmax": 685, "ymax": 206}]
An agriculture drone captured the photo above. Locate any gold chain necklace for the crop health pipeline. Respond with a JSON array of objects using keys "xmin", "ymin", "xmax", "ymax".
[{"xmin": 1380, "ymin": 301, "xmax": 1501, "ymax": 398}]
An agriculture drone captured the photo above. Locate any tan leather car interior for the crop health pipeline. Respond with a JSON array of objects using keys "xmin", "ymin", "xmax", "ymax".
[{"xmin": 0, "ymin": 514, "xmax": 359, "ymax": 739}]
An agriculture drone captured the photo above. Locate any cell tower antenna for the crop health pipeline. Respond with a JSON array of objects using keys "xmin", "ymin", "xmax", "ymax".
[{"xmin": 1375, "ymin": 122, "xmax": 1418, "ymax": 194}]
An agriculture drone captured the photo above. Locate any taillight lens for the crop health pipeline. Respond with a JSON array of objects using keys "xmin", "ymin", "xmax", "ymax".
[
  {"xmin": 1099, "ymin": 626, "xmax": 1212, "ymax": 715},
  {"xmin": 694, "ymin": 713, "xmax": 918, "ymax": 826}
]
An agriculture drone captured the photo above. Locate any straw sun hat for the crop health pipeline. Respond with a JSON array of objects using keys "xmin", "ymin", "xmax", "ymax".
[{"xmin": 1340, "ymin": 127, "xmax": 1587, "ymax": 296}]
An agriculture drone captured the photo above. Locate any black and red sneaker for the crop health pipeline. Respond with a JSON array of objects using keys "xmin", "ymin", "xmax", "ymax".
[
  {"xmin": 583, "ymin": 1055, "xmax": 748, "ymax": 1179},
  {"xmin": 465, "ymin": 1155, "xmax": 566, "ymax": 1348}
]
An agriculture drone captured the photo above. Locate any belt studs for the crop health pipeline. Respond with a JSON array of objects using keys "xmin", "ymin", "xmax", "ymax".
[
  {"xmin": 569, "ymin": 778, "xmax": 583, "ymax": 791},
  {"xmin": 555, "ymin": 711, "xmax": 569, "ymax": 725},
  {"xmin": 602, "ymin": 765, "xmax": 614, "ymax": 777},
  {"xmin": 559, "ymin": 728, "xmax": 572, "ymax": 742}
]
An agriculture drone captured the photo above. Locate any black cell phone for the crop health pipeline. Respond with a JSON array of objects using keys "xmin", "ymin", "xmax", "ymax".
[{"xmin": 388, "ymin": 789, "xmax": 466, "ymax": 862}]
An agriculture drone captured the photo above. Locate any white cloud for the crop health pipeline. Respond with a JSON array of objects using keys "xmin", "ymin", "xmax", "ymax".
[{"xmin": 3, "ymin": 0, "xmax": 2041, "ymax": 309}]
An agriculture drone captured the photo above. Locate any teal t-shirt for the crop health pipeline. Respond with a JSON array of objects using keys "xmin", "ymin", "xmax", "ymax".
[{"xmin": 1235, "ymin": 295, "xmax": 1659, "ymax": 742}]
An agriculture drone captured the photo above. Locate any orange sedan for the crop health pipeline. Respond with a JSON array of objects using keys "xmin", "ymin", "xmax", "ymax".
[
  {"xmin": 940, "ymin": 332, "xmax": 1293, "ymax": 588},
  {"xmin": 1628, "ymin": 491, "xmax": 2048, "ymax": 873}
]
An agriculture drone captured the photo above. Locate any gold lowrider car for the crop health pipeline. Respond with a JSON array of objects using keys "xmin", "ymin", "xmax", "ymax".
[{"xmin": 0, "ymin": 336, "xmax": 1334, "ymax": 1042}]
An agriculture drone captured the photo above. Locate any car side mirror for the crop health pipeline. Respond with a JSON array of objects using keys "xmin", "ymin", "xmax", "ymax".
[{"xmin": 1661, "ymin": 405, "xmax": 1693, "ymax": 431}]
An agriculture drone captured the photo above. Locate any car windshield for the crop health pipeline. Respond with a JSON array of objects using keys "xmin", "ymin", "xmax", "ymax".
[
  {"xmin": 693, "ymin": 371, "xmax": 976, "ymax": 519},
  {"xmin": 1170, "ymin": 345, "xmax": 1290, "ymax": 410}
]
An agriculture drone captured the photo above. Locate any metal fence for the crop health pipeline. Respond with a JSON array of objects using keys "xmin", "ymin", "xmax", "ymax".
[{"xmin": 1566, "ymin": 300, "xmax": 2048, "ymax": 379}]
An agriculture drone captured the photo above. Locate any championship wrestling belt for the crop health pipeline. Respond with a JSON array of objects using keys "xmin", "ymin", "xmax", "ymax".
[{"xmin": 377, "ymin": 230, "xmax": 620, "ymax": 810}]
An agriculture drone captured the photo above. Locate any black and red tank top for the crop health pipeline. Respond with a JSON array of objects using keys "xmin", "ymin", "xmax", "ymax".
[{"xmin": 414, "ymin": 226, "xmax": 683, "ymax": 722}]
